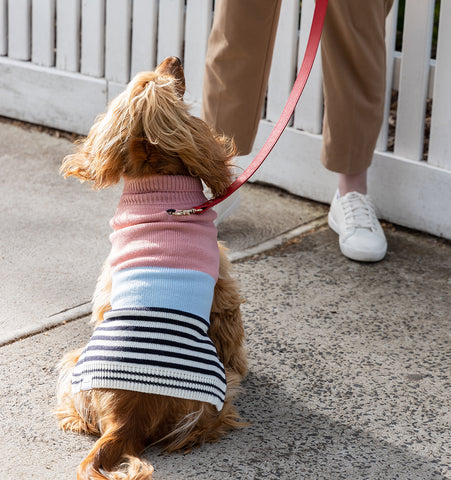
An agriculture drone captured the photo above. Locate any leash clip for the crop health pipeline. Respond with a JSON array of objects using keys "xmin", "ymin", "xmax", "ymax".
[{"xmin": 167, "ymin": 208, "xmax": 204, "ymax": 216}]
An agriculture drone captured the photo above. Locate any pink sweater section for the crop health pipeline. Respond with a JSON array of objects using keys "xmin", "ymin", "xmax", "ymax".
[{"xmin": 108, "ymin": 176, "xmax": 219, "ymax": 281}]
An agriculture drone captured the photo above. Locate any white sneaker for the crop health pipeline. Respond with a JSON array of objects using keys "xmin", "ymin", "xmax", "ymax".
[{"xmin": 328, "ymin": 190, "xmax": 387, "ymax": 262}]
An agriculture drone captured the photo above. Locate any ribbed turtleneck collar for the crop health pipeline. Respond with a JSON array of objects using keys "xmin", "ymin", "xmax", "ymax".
[
  {"xmin": 123, "ymin": 175, "xmax": 203, "ymax": 194},
  {"xmin": 119, "ymin": 175, "xmax": 206, "ymax": 207}
]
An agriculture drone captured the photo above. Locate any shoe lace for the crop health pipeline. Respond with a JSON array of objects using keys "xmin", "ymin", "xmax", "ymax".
[{"xmin": 341, "ymin": 192, "xmax": 378, "ymax": 231}]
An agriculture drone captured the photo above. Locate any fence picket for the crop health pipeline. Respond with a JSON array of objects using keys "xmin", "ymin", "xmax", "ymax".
[
  {"xmin": 8, "ymin": 0, "xmax": 32, "ymax": 61},
  {"xmin": 105, "ymin": 0, "xmax": 131, "ymax": 84},
  {"xmin": 428, "ymin": 1, "xmax": 451, "ymax": 170},
  {"xmin": 394, "ymin": 0, "xmax": 434, "ymax": 161},
  {"xmin": 157, "ymin": 0, "xmax": 184, "ymax": 64},
  {"xmin": 81, "ymin": 0, "xmax": 105, "ymax": 77},
  {"xmin": 56, "ymin": 0, "xmax": 80, "ymax": 72},
  {"xmin": 32, "ymin": 0, "xmax": 55, "ymax": 67},
  {"xmin": 184, "ymin": 0, "xmax": 212, "ymax": 108},
  {"xmin": 294, "ymin": 0, "xmax": 323, "ymax": 134},
  {"xmin": 0, "ymin": 0, "xmax": 7, "ymax": 55},
  {"xmin": 266, "ymin": 0, "xmax": 299, "ymax": 124},
  {"xmin": 377, "ymin": 0, "xmax": 399, "ymax": 151},
  {"xmin": 130, "ymin": 0, "xmax": 158, "ymax": 77}
]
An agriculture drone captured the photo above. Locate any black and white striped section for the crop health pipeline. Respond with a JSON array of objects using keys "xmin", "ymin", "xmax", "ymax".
[{"xmin": 71, "ymin": 307, "xmax": 226, "ymax": 411}]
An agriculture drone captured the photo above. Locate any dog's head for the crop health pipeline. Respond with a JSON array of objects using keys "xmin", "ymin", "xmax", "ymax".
[{"xmin": 61, "ymin": 57, "xmax": 235, "ymax": 197}]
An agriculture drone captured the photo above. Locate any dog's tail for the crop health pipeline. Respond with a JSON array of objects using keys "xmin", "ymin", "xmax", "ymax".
[{"xmin": 77, "ymin": 423, "xmax": 154, "ymax": 480}]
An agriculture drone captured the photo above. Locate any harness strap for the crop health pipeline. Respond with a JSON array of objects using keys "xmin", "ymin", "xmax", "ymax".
[{"xmin": 168, "ymin": 0, "xmax": 329, "ymax": 217}]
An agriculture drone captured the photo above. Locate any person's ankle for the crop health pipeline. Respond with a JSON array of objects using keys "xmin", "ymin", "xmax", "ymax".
[
  {"xmin": 338, "ymin": 186, "xmax": 367, "ymax": 197},
  {"xmin": 337, "ymin": 171, "xmax": 368, "ymax": 197}
]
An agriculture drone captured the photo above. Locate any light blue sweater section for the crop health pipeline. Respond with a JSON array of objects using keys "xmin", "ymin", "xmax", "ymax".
[{"xmin": 110, "ymin": 266, "xmax": 216, "ymax": 321}]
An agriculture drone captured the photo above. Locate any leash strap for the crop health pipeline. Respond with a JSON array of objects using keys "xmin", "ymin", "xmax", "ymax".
[{"xmin": 167, "ymin": 0, "xmax": 328, "ymax": 217}]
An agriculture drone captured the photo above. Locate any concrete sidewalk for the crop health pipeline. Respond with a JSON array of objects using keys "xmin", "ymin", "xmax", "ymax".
[{"xmin": 0, "ymin": 121, "xmax": 450, "ymax": 479}]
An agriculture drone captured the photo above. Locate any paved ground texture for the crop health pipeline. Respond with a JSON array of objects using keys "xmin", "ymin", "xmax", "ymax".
[{"xmin": 0, "ymin": 121, "xmax": 450, "ymax": 479}]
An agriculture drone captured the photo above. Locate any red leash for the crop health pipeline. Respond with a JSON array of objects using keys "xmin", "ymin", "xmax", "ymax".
[{"xmin": 168, "ymin": 0, "xmax": 328, "ymax": 216}]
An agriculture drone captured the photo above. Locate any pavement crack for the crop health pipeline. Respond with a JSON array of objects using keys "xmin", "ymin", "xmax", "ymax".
[{"xmin": 47, "ymin": 302, "xmax": 91, "ymax": 318}]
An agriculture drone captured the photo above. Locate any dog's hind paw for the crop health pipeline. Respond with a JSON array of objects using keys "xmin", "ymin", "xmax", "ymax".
[{"xmin": 57, "ymin": 413, "xmax": 99, "ymax": 436}]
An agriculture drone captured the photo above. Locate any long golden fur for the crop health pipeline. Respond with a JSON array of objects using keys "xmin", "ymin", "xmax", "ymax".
[{"xmin": 55, "ymin": 57, "xmax": 247, "ymax": 480}]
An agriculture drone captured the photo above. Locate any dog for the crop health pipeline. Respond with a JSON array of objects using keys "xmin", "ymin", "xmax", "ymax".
[{"xmin": 55, "ymin": 57, "xmax": 247, "ymax": 480}]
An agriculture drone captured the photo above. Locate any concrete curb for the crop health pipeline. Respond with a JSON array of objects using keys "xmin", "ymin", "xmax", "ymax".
[{"xmin": 0, "ymin": 302, "xmax": 91, "ymax": 347}]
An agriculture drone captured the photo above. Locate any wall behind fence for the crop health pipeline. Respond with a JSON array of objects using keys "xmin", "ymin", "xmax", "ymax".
[{"xmin": 0, "ymin": 0, "xmax": 450, "ymax": 238}]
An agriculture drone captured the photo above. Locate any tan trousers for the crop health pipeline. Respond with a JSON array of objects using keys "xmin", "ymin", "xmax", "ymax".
[{"xmin": 202, "ymin": 0, "xmax": 394, "ymax": 175}]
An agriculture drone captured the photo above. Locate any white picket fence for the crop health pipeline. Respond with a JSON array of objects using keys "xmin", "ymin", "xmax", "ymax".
[{"xmin": 0, "ymin": 0, "xmax": 450, "ymax": 239}]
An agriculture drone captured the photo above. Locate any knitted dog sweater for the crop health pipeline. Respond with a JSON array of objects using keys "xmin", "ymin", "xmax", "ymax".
[{"xmin": 71, "ymin": 176, "xmax": 226, "ymax": 410}]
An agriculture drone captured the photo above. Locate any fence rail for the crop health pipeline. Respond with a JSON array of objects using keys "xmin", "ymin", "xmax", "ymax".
[{"xmin": 0, "ymin": 0, "xmax": 450, "ymax": 238}]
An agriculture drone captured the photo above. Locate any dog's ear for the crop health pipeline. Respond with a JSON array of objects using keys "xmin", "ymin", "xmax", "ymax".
[
  {"xmin": 155, "ymin": 56, "xmax": 185, "ymax": 98},
  {"xmin": 60, "ymin": 93, "xmax": 129, "ymax": 188},
  {"xmin": 60, "ymin": 59, "xmax": 185, "ymax": 188},
  {"xmin": 60, "ymin": 63, "xmax": 182, "ymax": 188}
]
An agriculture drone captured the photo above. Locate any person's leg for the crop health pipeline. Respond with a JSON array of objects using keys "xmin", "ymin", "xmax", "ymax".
[
  {"xmin": 322, "ymin": 0, "xmax": 394, "ymax": 261},
  {"xmin": 321, "ymin": 0, "xmax": 394, "ymax": 180},
  {"xmin": 202, "ymin": 0, "xmax": 282, "ymax": 155},
  {"xmin": 202, "ymin": 0, "xmax": 281, "ymax": 224}
]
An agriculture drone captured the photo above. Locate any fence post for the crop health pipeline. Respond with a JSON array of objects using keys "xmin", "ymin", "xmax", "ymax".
[
  {"xmin": 131, "ymin": 0, "xmax": 158, "ymax": 77},
  {"xmin": 157, "ymin": 0, "xmax": 184, "ymax": 64},
  {"xmin": 105, "ymin": 0, "xmax": 132, "ymax": 84},
  {"xmin": 394, "ymin": 0, "xmax": 435, "ymax": 161},
  {"xmin": 32, "ymin": 0, "xmax": 56, "ymax": 67},
  {"xmin": 56, "ymin": 0, "xmax": 81, "ymax": 72},
  {"xmin": 81, "ymin": 0, "xmax": 105, "ymax": 77},
  {"xmin": 8, "ymin": 0, "xmax": 32, "ymax": 61},
  {"xmin": 184, "ymin": 0, "xmax": 213, "ymax": 110},
  {"xmin": 267, "ymin": 0, "xmax": 299, "ymax": 124},
  {"xmin": 0, "ymin": 0, "xmax": 8, "ymax": 55},
  {"xmin": 429, "ymin": 0, "xmax": 451, "ymax": 170},
  {"xmin": 294, "ymin": 0, "xmax": 323, "ymax": 134},
  {"xmin": 377, "ymin": 0, "xmax": 399, "ymax": 151}
]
